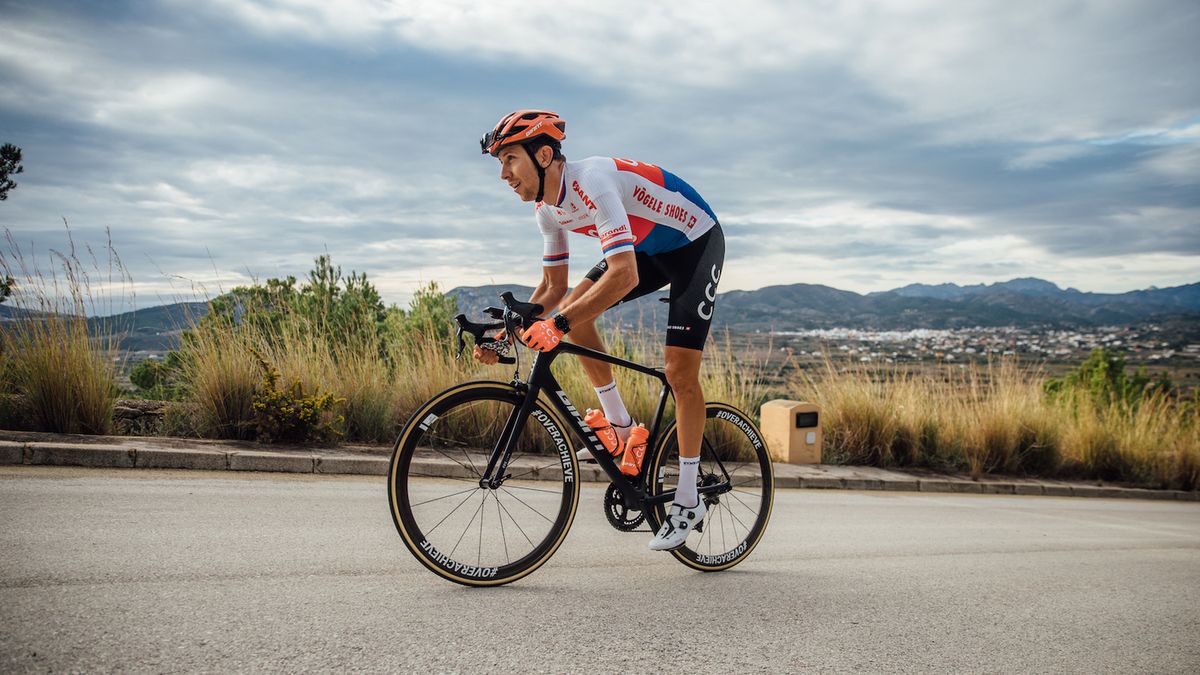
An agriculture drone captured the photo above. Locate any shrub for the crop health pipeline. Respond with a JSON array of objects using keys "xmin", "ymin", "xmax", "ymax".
[{"xmin": 250, "ymin": 349, "xmax": 344, "ymax": 444}]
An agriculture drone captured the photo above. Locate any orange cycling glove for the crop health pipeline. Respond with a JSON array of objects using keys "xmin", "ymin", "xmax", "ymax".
[{"xmin": 523, "ymin": 319, "xmax": 565, "ymax": 352}]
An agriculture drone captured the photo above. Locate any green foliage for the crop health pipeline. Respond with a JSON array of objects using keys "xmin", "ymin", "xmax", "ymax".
[
  {"xmin": 0, "ymin": 274, "xmax": 13, "ymax": 304},
  {"xmin": 385, "ymin": 281, "xmax": 459, "ymax": 347},
  {"xmin": 129, "ymin": 353, "xmax": 185, "ymax": 400},
  {"xmin": 195, "ymin": 254, "xmax": 389, "ymax": 351},
  {"xmin": 250, "ymin": 350, "xmax": 344, "ymax": 444},
  {"xmin": 1044, "ymin": 348, "xmax": 1174, "ymax": 408},
  {"xmin": 0, "ymin": 143, "xmax": 22, "ymax": 201}
]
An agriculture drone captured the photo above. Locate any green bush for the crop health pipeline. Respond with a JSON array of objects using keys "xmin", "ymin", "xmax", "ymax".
[{"xmin": 1045, "ymin": 347, "xmax": 1173, "ymax": 408}]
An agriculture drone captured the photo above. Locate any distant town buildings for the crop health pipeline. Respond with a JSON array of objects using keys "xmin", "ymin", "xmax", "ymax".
[{"xmin": 770, "ymin": 325, "xmax": 1195, "ymax": 367}]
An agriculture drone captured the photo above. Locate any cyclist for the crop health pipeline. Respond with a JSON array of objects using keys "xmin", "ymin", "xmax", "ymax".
[{"xmin": 475, "ymin": 109, "xmax": 725, "ymax": 552}]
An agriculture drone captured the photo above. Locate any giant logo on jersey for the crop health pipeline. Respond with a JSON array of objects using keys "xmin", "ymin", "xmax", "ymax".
[{"xmin": 572, "ymin": 180, "xmax": 596, "ymax": 210}]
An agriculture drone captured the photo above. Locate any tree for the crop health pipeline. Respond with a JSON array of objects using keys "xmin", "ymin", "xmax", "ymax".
[
  {"xmin": 0, "ymin": 144, "xmax": 23, "ymax": 201},
  {"xmin": 0, "ymin": 275, "xmax": 13, "ymax": 304},
  {"xmin": 1044, "ymin": 347, "xmax": 1174, "ymax": 408}
]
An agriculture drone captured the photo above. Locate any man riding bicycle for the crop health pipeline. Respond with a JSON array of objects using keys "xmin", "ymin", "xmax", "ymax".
[{"xmin": 475, "ymin": 109, "xmax": 725, "ymax": 552}]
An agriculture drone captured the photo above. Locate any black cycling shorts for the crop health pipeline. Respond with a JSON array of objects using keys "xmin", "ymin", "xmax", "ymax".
[{"xmin": 583, "ymin": 225, "xmax": 724, "ymax": 351}]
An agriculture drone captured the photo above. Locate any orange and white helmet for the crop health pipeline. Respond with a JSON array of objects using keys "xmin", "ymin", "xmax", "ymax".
[{"xmin": 480, "ymin": 109, "xmax": 566, "ymax": 157}]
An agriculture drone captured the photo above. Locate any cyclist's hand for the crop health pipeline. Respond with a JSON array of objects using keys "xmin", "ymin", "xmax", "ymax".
[
  {"xmin": 523, "ymin": 319, "xmax": 564, "ymax": 352},
  {"xmin": 472, "ymin": 343, "xmax": 500, "ymax": 365},
  {"xmin": 472, "ymin": 330, "xmax": 513, "ymax": 365}
]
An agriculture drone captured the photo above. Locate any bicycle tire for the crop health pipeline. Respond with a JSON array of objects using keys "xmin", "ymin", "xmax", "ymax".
[
  {"xmin": 388, "ymin": 381, "xmax": 579, "ymax": 586},
  {"xmin": 645, "ymin": 402, "xmax": 774, "ymax": 571}
]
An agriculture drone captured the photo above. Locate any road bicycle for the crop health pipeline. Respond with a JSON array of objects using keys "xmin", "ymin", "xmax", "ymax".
[{"xmin": 387, "ymin": 292, "xmax": 774, "ymax": 586}]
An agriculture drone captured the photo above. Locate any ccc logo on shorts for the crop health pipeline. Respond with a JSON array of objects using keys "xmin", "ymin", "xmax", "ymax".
[{"xmin": 697, "ymin": 264, "xmax": 721, "ymax": 320}]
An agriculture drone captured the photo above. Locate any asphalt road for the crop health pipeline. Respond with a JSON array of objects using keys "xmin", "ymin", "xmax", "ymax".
[{"xmin": 1, "ymin": 466, "xmax": 1198, "ymax": 673}]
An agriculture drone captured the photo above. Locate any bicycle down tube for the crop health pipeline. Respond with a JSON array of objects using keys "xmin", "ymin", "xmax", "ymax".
[{"xmin": 476, "ymin": 336, "xmax": 730, "ymax": 507}]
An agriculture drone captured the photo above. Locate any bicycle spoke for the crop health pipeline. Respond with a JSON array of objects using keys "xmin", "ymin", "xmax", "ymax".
[
  {"xmin": 426, "ymin": 445, "xmax": 483, "ymax": 480},
  {"xmin": 506, "ymin": 461, "xmax": 563, "ymax": 482},
  {"xmin": 449, "ymin": 493, "xmax": 487, "ymax": 558},
  {"xmin": 410, "ymin": 486, "xmax": 480, "ymax": 509},
  {"xmin": 424, "ymin": 488, "xmax": 480, "ymax": 537},
  {"xmin": 408, "ymin": 473, "xmax": 480, "ymax": 484},
  {"xmin": 726, "ymin": 489, "xmax": 760, "ymax": 516},
  {"xmin": 495, "ymin": 495, "xmax": 537, "ymax": 548},
  {"xmin": 501, "ymin": 483, "xmax": 564, "ymax": 495},
  {"xmin": 477, "ymin": 494, "xmax": 485, "ymax": 568},
  {"xmin": 723, "ymin": 499, "xmax": 752, "ymax": 535},
  {"xmin": 499, "ymin": 486, "xmax": 556, "ymax": 524},
  {"xmin": 492, "ymin": 492, "xmax": 510, "ymax": 566}
]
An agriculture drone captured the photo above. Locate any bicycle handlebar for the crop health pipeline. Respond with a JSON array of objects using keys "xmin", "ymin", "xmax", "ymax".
[{"xmin": 454, "ymin": 292, "xmax": 546, "ymax": 366}]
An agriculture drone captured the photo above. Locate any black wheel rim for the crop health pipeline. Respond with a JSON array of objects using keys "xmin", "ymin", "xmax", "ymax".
[
  {"xmin": 390, "ymin": 385, "xmax": 578, "ymax": 584},
  {"xmin": 649, "ymin": 404, "xmax": 773, "ymax": 569}
]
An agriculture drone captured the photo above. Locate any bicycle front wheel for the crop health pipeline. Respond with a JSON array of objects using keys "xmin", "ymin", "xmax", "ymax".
[
  {"xmin": 646, "ymin": 402, "xmax": 774, "ymax": 571},
  {"xmin": 388, "ymin": 381, "xmax": 579, "ymax": 586}
]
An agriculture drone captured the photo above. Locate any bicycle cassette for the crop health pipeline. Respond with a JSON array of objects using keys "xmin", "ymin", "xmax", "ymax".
[{"xmin": 603, "ymin": 482, "xmax": 645, "ymax": 532}]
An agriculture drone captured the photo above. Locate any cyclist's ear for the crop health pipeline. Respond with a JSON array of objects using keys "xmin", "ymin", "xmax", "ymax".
[{"xmin": 535, "ymin": 144, "xmax": 555, "ymax": 169}]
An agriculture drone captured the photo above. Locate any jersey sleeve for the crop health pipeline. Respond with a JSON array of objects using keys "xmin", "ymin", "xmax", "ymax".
[
  {"xmin": 536, "ymin": 204, "xmax": 569, "ymax": 267},
  {"xmin": 577, "ymin": 169, "xmax": 635, "ymax": 258}
]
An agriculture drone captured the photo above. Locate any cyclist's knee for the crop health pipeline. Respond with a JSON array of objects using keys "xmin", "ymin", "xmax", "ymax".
[{"xmin": 664, "ymin": 351, "xmax": 703, "ymax": 394}]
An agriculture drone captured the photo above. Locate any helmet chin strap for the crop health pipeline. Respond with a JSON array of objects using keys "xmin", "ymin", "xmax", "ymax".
[{"xmin": 523, "ymin": 144, "xmax": 547, "ymax": 203}]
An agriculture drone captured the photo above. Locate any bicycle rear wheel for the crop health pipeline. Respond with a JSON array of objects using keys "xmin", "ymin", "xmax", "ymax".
[
  {"xmin": 646, "ymin": 402, "xmax": 774, "ymax": 571},
  {"xmin": 388, "ymin": 381, "xmax": 579, "ymax": 586}
]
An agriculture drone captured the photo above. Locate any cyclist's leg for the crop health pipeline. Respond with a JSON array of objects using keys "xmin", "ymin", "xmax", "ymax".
[
  {"xmin": 572, "ymin": 256, "xmax": 669, "ymax": 388},
  {"xmin": 649, "ymin": 226, "xmax": 725, "ymax": 550},
  {"xmin": 662, "ymin": 226, "xmax": 725, "ymax": 466},
  {"xmin": 558, "ymin": 277, "xmax": 615, "ymax": 389}
]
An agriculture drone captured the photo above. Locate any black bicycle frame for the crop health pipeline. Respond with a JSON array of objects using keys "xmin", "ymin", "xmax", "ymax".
[{"xmin": 477, "ymin": 339, "xmax": 730, "ymax": 509}]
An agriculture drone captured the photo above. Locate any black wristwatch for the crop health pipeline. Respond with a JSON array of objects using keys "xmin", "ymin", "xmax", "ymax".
[{"xmin": 553, "ymin": 313, "xmax": 571, "ymax": 334}]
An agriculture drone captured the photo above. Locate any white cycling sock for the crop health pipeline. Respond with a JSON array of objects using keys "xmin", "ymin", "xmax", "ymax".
[
  {"xmin": 595, "ymin": 381, "xmax": 633, "ymax": 441},
  {"xmin": 675, "ymin": 456, "xmax": 700, "ymax": 507}
]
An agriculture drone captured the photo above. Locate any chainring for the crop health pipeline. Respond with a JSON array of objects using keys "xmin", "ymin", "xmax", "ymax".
[{"xmin": 603, "ymin": 482, "xmax": 645, "ymax": 532}]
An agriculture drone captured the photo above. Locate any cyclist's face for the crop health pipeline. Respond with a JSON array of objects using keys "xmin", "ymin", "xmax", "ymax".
[{"xmin": 497, "ymin": 146, "xmax": 537, "ymax": 202}]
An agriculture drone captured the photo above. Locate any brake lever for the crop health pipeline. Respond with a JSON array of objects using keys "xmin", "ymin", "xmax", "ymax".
[{"xmin": 454, "ymin": 314, "xmax": 515, "ymax": 365}]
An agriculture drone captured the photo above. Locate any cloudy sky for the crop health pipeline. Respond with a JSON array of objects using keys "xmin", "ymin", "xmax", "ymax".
[{"xmin": 1, "ymin": 0, "xmax": 1197, "ymax": 313}]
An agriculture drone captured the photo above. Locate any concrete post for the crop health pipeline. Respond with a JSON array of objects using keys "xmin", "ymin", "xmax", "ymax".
[{"xmin": 760, "ymin": 400, "xmax": 822, "ymax": 464}]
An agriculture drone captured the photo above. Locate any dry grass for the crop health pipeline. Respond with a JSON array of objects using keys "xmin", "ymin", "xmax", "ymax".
[
  {"xmin": 792, "ymin": 355, "xmax": 1197, "ymax": 489},
  {"xmin": 175, "ymin": 315, "xmax": 259, "ymax": 439},
  {"xmin": 0, "ymin": 228, "xmax": 124, "ymax": 434}
]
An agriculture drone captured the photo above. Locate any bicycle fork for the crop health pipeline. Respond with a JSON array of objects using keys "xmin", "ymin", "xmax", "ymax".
[{"xmin": 478, "ymin": 384, "xmax": 539, "ymax": 490}]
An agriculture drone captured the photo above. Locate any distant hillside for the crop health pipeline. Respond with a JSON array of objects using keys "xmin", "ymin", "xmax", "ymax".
[
  {"xmin": 88, "ymin": 302, "xmax": 210, "ymax": 351},
  {"xmin": 5, "ymin": 277, "xmax": 1195, "ymax": 354},
  {"xmin": 450, "ymin": 278, "xmax": 1200, "ymax": 331}
]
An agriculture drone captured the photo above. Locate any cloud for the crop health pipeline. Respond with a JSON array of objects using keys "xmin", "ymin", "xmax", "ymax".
[
  {"xmin": 0, "ymin": 0, "xmax": 1197, "ymax": 311},
  {"xmin": 1006, "ymin": 145, "xmax": 1096, "ymax": 171}
]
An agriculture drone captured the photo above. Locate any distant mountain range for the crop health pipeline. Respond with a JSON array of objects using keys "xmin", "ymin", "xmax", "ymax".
[
  {"xmin": 450, "ymin": 278, "xmax": 1200, "ymax": 332},
  {"xmin": 0, "ymin": 301, "xmax": 209, "ymax": 352},
  {"xmin": 2, "ymin": 278, "xmax": 1196, "ymax": 352}
]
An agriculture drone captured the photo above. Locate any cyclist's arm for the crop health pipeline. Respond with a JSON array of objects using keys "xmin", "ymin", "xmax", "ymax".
[
  {"xmin": 557, "ymin": 182, "xmax": 639, "ymax": 325},
  {"xmin": 529, "ymin": 264, "xmax": 569, "ymax": 315},
  {"xmin": 559, "ymin": 250, "xmax": 637, "ymax": 326},
  {"xmin": 532, "ymin": 203, "xmax": 570, "ymax": 315}
]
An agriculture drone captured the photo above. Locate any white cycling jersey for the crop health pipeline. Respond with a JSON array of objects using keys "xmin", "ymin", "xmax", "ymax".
[{"xmin": 535, "ymin": 156, "xmax": 719, "ymax": 267}]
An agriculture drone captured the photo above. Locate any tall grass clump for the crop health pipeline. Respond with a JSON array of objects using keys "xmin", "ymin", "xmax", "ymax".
[
  {"xmin": 793, "ymin": 350, "xmax": 1196, "ymax": 489},
  {"xmin": 0, "ymin": 227, "xmax": 126, "ymax": 434},
  {"xmin": 795, "ymin": 357, "xmax": 1058, "ymax": 474},
  {"xmin": 170, "ymin": 256, "xmax": 389, "ymax": 442},
  {"xmin": 173, "ymin": 311, "xmax": 260, "ymax": 439}
]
